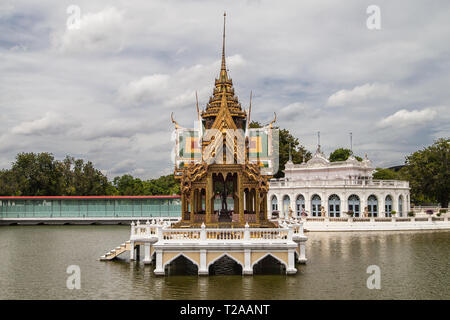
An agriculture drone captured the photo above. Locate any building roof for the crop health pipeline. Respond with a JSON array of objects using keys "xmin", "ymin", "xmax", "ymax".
[{"xmin": 0, "ymin": 195, "xmax": 181, "ymax": 200}]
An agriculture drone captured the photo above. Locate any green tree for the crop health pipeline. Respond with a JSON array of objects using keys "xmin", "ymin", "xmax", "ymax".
[
  {"xmin": 249, "ymin": 121, "xmax": 311, "ymax": 178},
  {"xmin": 61, "ymin": 157, "xmax": 114, "ymax": 196},
  {"xmin": 372, "ymin": 168, "xmax": 399, "ymax": 180},
  {"xmin": 0, "ymin": 153, "xmax": 114, "ymax": 196},
  {"xmin": 402, "ymin": 138, "xmax": 449, "ymax": 208},
  {"xmin": 113, "ymin": 174, "xmax": 145, "ymax": 195},
  {"xmin": 144, "ymin": 174, "xmax": 180, "ymax": 195},
  {"xmin": 10, "ymin": 152, "xmax": 63, "ymax": 196},
  {"xmin": 0, "ymin": 169, "xmax": 21, "ymax": 196},
  {"xmin": 329, "ymin": 148, "xmax": 362, "ymax": 162}
]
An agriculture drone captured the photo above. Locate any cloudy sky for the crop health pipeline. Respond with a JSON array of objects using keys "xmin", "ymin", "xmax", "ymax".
[{"xmin": 1, "ymin": 0, "xmax": 449, "ymax": 179}]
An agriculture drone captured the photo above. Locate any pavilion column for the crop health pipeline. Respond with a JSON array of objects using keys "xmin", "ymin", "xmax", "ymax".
[
  {"xmin": 181, "ymin": 195, "xmax": 187, "ymax": 221},
  {"xmin": 263, "ymin": 194, "xmax": 268, "ymax": 220},
  {"xmin": 206, "ymin": 174, "xmax": 213, "ymax": 223},
  {"xmin": 238, "ymin": 173, "xmax": 244, "ymax": 224},
  {"xmin": 197, "ymin": 189, "xmax": 201, "ymax": 213},
  {"xmin": 255, "ymin": 190, "xmax": 260, "ymax": 224},
  {"xmin": 245, "ymin": 190, "xmax": 249, "ymax": 213},
  {"xmin": 190, "ymin": 191, "xmax": 195, "ymax": 223}
]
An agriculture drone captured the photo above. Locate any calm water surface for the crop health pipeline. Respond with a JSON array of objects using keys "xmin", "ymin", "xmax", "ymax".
[{"xmin": 0, "ymin": 225, "xmax": 449, "ymax": 299}]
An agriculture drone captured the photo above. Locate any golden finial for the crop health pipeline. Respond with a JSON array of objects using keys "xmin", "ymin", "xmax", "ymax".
[
  {"xmin": 171, "ymin": 112, "xmax": 180, "ymax": 129},
  {"xmin": 195, "ymin": 91, "xmax": 200, "ymax": 121},
  {"xmin": 246, "ymin": 90, "xmax": 252, "ymax": 132},
  {"xmin": 220, "ymin": 12, "xmax": 228, "ymax": 81},
  {"xmin": 269, "ymin": 112, "xmax": 277, "ymax": 128}
]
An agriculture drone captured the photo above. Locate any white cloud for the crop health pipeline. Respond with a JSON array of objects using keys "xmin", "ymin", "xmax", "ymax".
[
  {"xmin": 1, "ymin": 0, "xmax": 449, "ymax": 176},
  {"xmin": 278, "ymin": 102, "xmax": 311, "ymax": 119},
  {"xmin": 326, "ymin": 83, "xmax": 391, "ymax": 107},
  {"xmin": 11, "ymin": 112, "xmax": 76, "ymax": 135},
  {"xmin": 377, "ymin": 108, "xmax": 437, "ymax": 129},
  {"xmin": 118, "ymin": 74, "xmax": 170, "ymax": 107},
  {"xmin": 57, "ymin": 7, "xmax": 124, "ymax": 53}
]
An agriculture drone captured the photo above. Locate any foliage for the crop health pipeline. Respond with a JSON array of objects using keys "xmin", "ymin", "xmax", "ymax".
[
  {"xmin": 0, "ymin": 153, "xmax": 114, "ymax": 196},
  {"xmin": 329, "ymin": 148, "xmax": 362, "ymax": 162},
  {"xmin": 390, "ymin": 210, "xmax": 396, "ymax": 215},
  {"xmin": 249, "ymin": 121, "xmax": 311, "ymax": 178},
  {"xmin": 407, "ymin": 211, "xmax": 415, "ymax": 217},
  {"xmin": 402, "ymin": 138, "xmax": 449, "ymax": 208},
  {"xmin": 0, "ymin": 152, "xmax": 179, "ymax": 196},
  {"xmin": 372, "ymin": 168, "xmax": 400, "ymax": 180}
]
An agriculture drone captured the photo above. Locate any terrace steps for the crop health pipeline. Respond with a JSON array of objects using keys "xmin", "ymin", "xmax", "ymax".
[{"xmin": 100, "ymin": 240, "xmax": 131, "ymax": 261}]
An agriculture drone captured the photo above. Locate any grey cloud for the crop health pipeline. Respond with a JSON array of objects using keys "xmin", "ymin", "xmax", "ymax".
[{"xmin": 0, "ymin": 0, "xmax": 449, "ymax": 177}]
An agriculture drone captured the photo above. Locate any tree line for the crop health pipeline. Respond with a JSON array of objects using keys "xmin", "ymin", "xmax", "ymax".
[
  {"xmin": 0, "ymin": 153, "xmax": 179, "ymax": 196},
  {"xmin": 0, "ymin": 131, "xmax": 447, "ymax": 207}
]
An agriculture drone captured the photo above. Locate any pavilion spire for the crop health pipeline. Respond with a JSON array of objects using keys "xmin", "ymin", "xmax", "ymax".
[{"xmin": 220, "ymin": 12, "xmax": 228, "ymax": 82}]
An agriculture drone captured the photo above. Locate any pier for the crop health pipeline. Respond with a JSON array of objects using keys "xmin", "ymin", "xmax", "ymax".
[{"xmin": 100, "ymin": 219, "xmax": 308, "ymax": 275}]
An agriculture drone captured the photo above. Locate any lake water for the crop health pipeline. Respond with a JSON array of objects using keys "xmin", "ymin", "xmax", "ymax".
[{"xmin": 0, "ymin": 225, "xmax": 449, "ymax": 299}]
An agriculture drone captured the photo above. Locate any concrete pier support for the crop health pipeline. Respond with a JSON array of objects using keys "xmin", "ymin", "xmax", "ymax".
[
  {"xmin": 298, "ymin": 242, "xmax": 307, "ymax": 264},
  {"xmin": 143, "ymin": 243, "xmax": 151, "ymax": 264},
  {"xmin": 243, "ymin": 249, "xmax": 253, "ymax": 275},
  {"xmin": 129, "ymin": 241, "xmax": 135, "ymax": 260},
  {"xmin": 198, "ymin": 249, "xmax": 208, "ymax": 275},
  {"xmin": 154, "ymin": 250, "xmax": 164, "ymax": 275},
  {"xmin": 287, "ymin": 249, "xmax": 297, "ymax": 274}
]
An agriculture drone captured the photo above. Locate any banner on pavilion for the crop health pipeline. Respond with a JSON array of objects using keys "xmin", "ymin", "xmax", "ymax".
[
  {"xmin": 248, "ymin": 127, "xmax": 279, "ymax": 175},
  {"xmin": 175, "ymin": 128, "xmax": 202, "ymax": 168}
]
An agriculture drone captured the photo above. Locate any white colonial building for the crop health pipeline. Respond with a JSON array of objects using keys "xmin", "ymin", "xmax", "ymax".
[{"xmin": 268, "ymin": 146, "xmax": 410, "ymax": 219}]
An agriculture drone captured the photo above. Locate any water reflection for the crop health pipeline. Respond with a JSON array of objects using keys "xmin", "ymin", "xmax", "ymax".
[{"xmin": 0, "ymin": 226, "xmax": 448, "ymax": 299}]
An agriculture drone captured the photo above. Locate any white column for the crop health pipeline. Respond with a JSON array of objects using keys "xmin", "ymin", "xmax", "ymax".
[
  {"xmin": 287, "ymin": 249, "xmax": 297, "ymax": 274},
  {"xmin": 341, "ymin": 193, "xmax": 348, "ymax": 216},
  {"xmin": 299, "ymin": 242, "xmax": 307, "ymax": 264},
  {"xmin": 277, "ymin": 193, "xmax": 282, "ymax": 217},
  {"xmin": 360, "ymin": 193, "xmax": 367, "ymax": 217},
  {"xmin": 198, "ymin": 249, "xmax": 208, "ymax": 275},
  {"xmin": 143, "ymin": 242, "xmax": 151, "ymax": 264},
  {"xmin": 321, "ymin": 191, "xmax": 326, "ymax": 217},
  {"xmin": 290, "ymin": 192, "xmax": 296, "ymax": 217},
  {"xmin": 288, "ymin": 225, "xmax": 293, "ymax": 240},
  {"xmin": 243, "ymin": 249, "xmax": 252, "ymax": 275},
  {"xmin": 129, "ymin": 240, "xmax": 135, "ymax": 260},
  {"xmin": 403, "ymin": 194, "xmax": 408, "ymax": 216},
  {"xmin": 380, "ymin": 194, "xmax": 386, "ymax": 217},
  {"xmin": 393, "ymin": 194, "xmax": 398, "ymax": 216},
  {"xmin": 244, "ymin": 222, "xmax": 250, "ymax": 241},
  {"xmin": 304, "ymin": 192, "xmax": 311, "ymax": 216},
  {"xmin": 154, "ymin": 250, "xmax": 164, "ymax": 275}
]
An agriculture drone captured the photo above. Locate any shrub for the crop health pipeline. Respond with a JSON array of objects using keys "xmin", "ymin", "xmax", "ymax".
[
  {"xmin": 390, "ymin": 210, "xmax": 396, "ymax": 215},
  {"xmin": 439, "ymin": 209, "xmax": 447, "ymax": 214},
  {"xmin": 408, "ymin": 211, "xmax": 415, "ymax": 217}
]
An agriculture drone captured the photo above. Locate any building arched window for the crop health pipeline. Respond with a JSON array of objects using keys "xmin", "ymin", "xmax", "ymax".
[
  {"xmin": 328, "ymin": 194, "xmax": 340, "ymax": 217},
  {"xmin": 348, "ymin": 194, "xmax": 361, "ymax": 217},
  {"xmin": 296, "ymin": 195, "xmax": 305, "ymax": 217},
  {"xmin": 385, "ymin": 195, "xmax": 393, "ymax": 217},
  {"xmin": 271, "ymin": 196, "xmax": 278, "ymax": 212},
  {"xmin": 398, "ymin": 195, "xmax": 403, "ymax": 217},
  {"xmin": 368, "ymin": 195, "xmax": 378, "ymax": 217},
  {"xmin": 282, "ymin": 195, "xmax": 291, "ymax": 218},
  {"xmin": 311, "ymin": 195, "xmax": 321, "ymax": 217}
]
